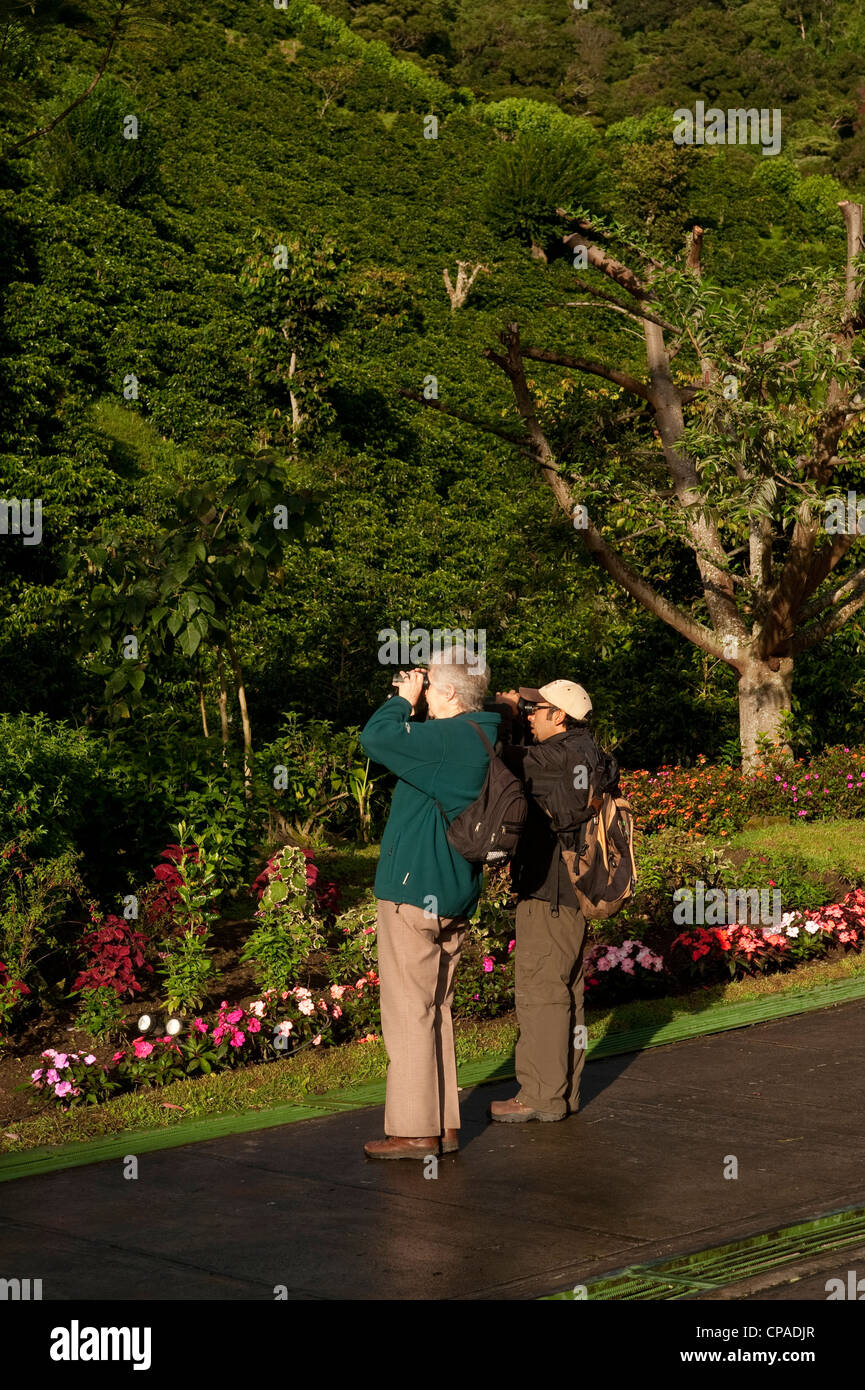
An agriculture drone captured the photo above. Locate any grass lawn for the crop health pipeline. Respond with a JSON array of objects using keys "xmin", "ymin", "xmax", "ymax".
[{"xmin": 727, "ymin": 818, "xmax": 865, "ymax": 883}]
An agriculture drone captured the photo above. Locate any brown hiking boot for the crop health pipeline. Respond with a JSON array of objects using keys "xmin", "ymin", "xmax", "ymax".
[
  {"xmin": 363, "ymin": 1135, "xmax": 440, "ymax": 1160},
  {"xmin": 489, "ymin": 1097, "xmax": 563, "ymax": 1123}
]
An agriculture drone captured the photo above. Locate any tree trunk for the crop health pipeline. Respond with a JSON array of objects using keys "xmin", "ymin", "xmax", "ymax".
[
  {"xmin": 738, "ymin": 657, "xmax": 794, "ymax": 770},
  {"xmin": 198, "ymin": 680, "xmax": 209, "ymax": 739},
  {"xmin": 216, "ymin": 648, "xmax": 230, "ymax": 747},
  {"xmin": 225, "ymin": 633, "xmax": 253, "ymax": 801}
]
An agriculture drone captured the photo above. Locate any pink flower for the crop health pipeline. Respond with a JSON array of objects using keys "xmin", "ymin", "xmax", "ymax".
[
  {"xmin": 247, "ymin": 1017, "xmax": 261, "ymax": 1033},
  {"xmin": 482, "ymin": 956, "xmax": 494, "ymax": 973},
  {"xmin": 45, "ymin": 1068, "xmax": 60, "ymax": 1084},
  {"xmin": 330, "ymin": 985, "xmax": 346, "ymax": 1000},
  {"xmin": 331, "ymin": 1005, "xmax": 343, "ymax": 1019},
  {"xmin": 31, "ymin": 1068, "xmax": 43, "ymax": 1081},
  {"xmin": 275, "ymin": 1020, "xmax": 294, "ymax": 1037},
  {"xmin": 507, "ymin": 939, "xmax": 515, "ymax": 954},
  {"xmin": 83, "ymin": 1054, "xmax": 96, "ymax": 1065},
  {"xmin": 355, "ymin": 979, "xmax": 366, "ymax": 992},
  {"xmin": 193, "ymin": 1018, "xmax": 208, "ymax": 1033},
  {"xmin": 226, "ymin": 1008, "xmax": 243, "ymax": 1025},
  {"xmin": 230, "ymin": 1029, "xmax": 245, "ymax": 1047},
  {"xmin": 41, "ymin": 1048, "xmax": 57, "ymax": 1059},
  {"xmin": 54, "ymin": 1081, "xmax": 73, "ymax": 1097},
  {"xmin": 298, "ymin": 998, "xmax": 314, "ymax": 1016},
  {"xmin": 133, "ymin": 1039, "xmax": 154, "ymax": 1058},
  {"xmin": 312, "ymin": 1034, "xmax": 322, "ymax": 1046},
  {"xmin": 112, "ymin": 1050, "xmax": 126, "ymax": 1062},
  {"xmin": 53, "ymin": 1053, "xmax": 69, "ymax": 1069}
]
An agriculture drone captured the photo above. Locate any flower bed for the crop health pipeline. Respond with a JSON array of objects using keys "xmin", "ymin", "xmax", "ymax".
[{"xmin": 620, "ymin": 746, "xmax": 865, "ymax": 836}]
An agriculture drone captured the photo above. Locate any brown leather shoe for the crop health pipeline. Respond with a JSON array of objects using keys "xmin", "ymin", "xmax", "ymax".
[
  {"xmin": 441, "ymin": 1127, "xmax": 459, "ymax": 1153},
  {"xmin": 489, "ymin": 1097, "xmax": 563, "ymax": 1123},
  {"xmin": 363, "ymin": 1135, "xmax": 440, "ymax": 1159}
]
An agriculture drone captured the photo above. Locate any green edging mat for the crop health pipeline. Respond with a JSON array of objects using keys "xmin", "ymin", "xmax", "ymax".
[
  {"xmin": 1, "ymin": 974, "xmax": 864, "ymax": 1185},
  {"xmin": 543, "ymin": 1200, "xmax": 865, "ymax": 1299}
]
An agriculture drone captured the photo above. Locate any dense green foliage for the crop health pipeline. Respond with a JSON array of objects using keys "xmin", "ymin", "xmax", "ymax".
[{"xmin": 2, "ymin": 0, "xmax": 865, "ymax": 886}]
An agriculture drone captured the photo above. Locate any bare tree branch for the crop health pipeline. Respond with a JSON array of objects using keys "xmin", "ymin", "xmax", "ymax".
[
  {"xmin": 517, "ymin": 344, "xmax": 654, "ymax": 402},
  {"xmin": 559, "ymin": 279, "xmax": 678, "ymax": 333},
  {"xmin": 483, "ymin": 323, "xmax": 732, "ymax": 663},
  {"xmin": 792, "ymin": 575, "xmax": 865, "ymax": 652},
  {"xmin": 396, "ymin": 387, "xmax": 532, "ymax": 453},
  {"xmin": 3, "ymin": 1, "xmax": 129, "ymax": 158}
]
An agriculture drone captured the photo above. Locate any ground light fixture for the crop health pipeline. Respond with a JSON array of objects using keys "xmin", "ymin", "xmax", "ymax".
[{"xmin": 137, "ymin": 1012, "xmax": 184, "ymax": 1037}]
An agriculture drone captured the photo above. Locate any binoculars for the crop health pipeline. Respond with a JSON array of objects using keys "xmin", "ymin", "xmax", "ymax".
[{"xmin": 392, "ymin": 670, "xmax": 430, "ymax": 691}]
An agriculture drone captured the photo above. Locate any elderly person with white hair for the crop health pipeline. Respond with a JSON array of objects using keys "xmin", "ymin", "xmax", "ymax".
[{"xmin": 359, "ymin": 647, "xmax": 500, "ymax": 1160}]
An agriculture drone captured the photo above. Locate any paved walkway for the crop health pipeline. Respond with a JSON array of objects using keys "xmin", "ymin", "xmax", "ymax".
[{"xmin": 2, "ymin": 999, "xmax": 863, "ymax": 1300}]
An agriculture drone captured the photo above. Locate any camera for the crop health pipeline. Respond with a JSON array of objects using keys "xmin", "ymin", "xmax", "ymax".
[
  {"xmin": 483, "ymin": 696, "xmax": 534, "ymax": 746},
  {"xmin": 518, "ymin": 696, "xmax": 538, "ymax": 715}
]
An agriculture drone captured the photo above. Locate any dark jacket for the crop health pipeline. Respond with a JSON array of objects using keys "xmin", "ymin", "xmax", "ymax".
[
  {"xmin": 360, "ymin": 695, "xmax": 502, "ymax": 918},
  {"xmin": 502, "ymin": 727, "xmax": 607, "ymax": 912}
]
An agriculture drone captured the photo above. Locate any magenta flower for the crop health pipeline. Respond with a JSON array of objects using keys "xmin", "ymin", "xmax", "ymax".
[
  {"xmin": 482, "ymin": 956, "xmax": 494, "ymax": 973},
  {"xmin": 230, "ymin": 1029, "xmax": 245, "ymax": 1047}
]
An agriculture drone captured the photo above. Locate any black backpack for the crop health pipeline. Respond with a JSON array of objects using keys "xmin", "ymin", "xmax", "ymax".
[{"xmin": 433, "ymin": 721, "xmax": 528, "ymax": 865}]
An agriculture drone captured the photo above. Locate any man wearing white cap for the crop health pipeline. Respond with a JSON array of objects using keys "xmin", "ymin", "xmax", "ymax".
[{"xmin": 490, "ymin": 680, "xmax": 605, "ymax": 1123}]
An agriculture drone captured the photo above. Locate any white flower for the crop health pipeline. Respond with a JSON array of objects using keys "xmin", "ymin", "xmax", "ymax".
[
  {"xmin": 785, "ymin": 926, "xmax": 800, "ymax": 937},
  {"xmin": 804, "ymin": 920, "xmax": 820, "ymax": 934},
  {"xmin": 274, "ymin": 1020, "xmax": 294, "ymax": 1037}
]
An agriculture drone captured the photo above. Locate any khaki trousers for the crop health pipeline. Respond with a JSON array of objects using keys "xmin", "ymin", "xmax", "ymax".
[
  {"xmin": 514, "ymin": 897, "xmax": 588, "ymax": 1118},
  {"xmin": 376, "ymin": 899, "xmax": 468, "ymax": 1137}
]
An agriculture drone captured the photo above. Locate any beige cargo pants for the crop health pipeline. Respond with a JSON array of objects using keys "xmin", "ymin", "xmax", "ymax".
[
  {"xmin": 376, "ymin": 899, "xmax": 468, "ymax": 1137},
  {"xmin": 513, "ymin": 896, "xmax": 588, "ymax": 1117}
]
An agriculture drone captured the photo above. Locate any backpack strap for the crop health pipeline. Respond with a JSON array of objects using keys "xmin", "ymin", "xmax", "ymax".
[
  {"xmin": 465, "ymin": 718, "xmax": 497, "ymax": 758},
  {"xmin": 427, "ymin": 720, "xmax": 494, "ymax": 827}
]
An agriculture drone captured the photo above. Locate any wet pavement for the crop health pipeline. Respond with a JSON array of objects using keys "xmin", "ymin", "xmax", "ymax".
[{"xmin": 1, "ymin": 999, "xmax": 863, "ymax": 1300}]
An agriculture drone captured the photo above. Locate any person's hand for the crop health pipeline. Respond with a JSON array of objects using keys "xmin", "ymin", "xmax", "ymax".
[
  {"xmin": 397, "ymin": 669, "xmax": 427, "ymax": 712},
  {"xmin": 496, "ymin": 689, "xmax": 520, "ymax": 711}
]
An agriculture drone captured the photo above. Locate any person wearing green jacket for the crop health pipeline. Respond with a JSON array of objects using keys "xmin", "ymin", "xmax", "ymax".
[{"xmin": 360, "ymin": 649, "xmax": 500, "ymax": 1160}]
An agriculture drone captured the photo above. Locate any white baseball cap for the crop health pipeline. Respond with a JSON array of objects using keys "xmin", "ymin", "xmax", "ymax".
[{"xmin": 538, "ymin": 680, "xmax": 592, "ymax": 721}]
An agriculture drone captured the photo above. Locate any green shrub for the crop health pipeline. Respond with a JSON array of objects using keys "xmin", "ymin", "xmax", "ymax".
[{"xmin": 240, "ymin": 845, "xmax": 322, "ymax": 993}]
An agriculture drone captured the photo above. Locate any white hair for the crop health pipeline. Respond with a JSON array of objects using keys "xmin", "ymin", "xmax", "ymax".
[{"xmin": 427, "ymin": 645, "xmax": 490, "ymax": 711}]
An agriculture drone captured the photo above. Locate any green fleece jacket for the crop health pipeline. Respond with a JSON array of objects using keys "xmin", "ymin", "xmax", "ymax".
[{"xmin": 360, "ymin": 695, "xmax": 502, "ymax": 918}]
